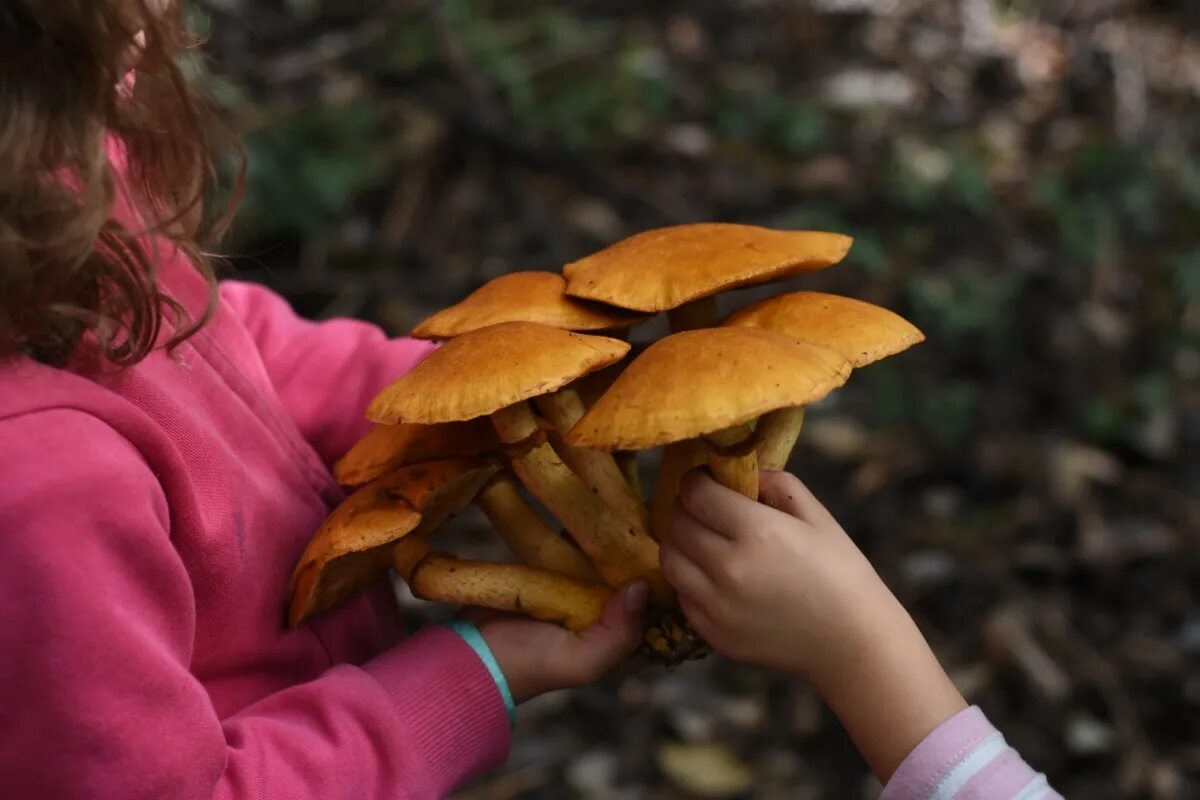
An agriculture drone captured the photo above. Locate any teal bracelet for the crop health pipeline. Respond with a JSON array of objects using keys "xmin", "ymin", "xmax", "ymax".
[{"xmin": 442, "ymin": 620, "xmax": 517, "ymax": 728}]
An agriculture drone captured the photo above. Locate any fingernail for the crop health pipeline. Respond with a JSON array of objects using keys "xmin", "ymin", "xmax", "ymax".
[{"xmin": 625, "ymin": 581, "xmax": 649, "ymax": 613}]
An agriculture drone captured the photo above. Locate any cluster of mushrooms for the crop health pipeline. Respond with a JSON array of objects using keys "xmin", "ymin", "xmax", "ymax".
[{"xmin": 287, "ymin": 223, "xmax": 924, "ymax": 663}]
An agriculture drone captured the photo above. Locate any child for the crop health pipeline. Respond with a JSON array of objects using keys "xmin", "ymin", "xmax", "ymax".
[
  {"xmin": 0, "ymin": 3, "xmax": 645, "ymax": 798},
  {"xmin": 661, "ymin": 469, "xmax": 1064, "ymax": 799}
]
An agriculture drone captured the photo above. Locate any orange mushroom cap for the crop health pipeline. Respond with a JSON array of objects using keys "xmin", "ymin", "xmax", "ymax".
[
  {"xmin": 566, "ymin": 327, "xmax": 852, "ymax": 451},
  {"xmin": 288, "ymin": 458, "xmax": 498, "ymax": 626},
  {"xmin": 333, "ymin": 419, "xmax": 501, "ymax": 487},
  {"xmin": 366, "ymin": 321, "xmax": 630, "ymax": 425},
  {"xmin": 410, "ymin": 271, "xmax": 645, "ymax": 340},
  {"xmin": 724, "ymin": 291, "xmax": 924, "ymax": 368},
  {"xmin": 563, "ymin": 223, "xmax": 852, "ymax": 312}
]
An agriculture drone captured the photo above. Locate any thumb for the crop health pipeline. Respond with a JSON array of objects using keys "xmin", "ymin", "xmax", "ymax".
[{"xmin": 564, "ymin": 581, "xmax": 648, "ymax": 679}]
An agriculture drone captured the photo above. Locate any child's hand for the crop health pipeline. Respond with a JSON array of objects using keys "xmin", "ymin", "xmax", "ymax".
[
  {"xmin": 478, "ymin": 582, "xmax": 647, "ymax": 703},
  {"xmin": 659, "ymin": 469, "xmax": 899, "ymax": 680},
  {"xmin": 660, "ymin": 470, "xmax": 966, "ymax": 781}
]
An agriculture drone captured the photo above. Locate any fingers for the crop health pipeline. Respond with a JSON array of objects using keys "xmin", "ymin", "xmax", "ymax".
[
  {"xmin": 568, "ymin": 581, "xmax": 647, "ymax": 677},
  {"xmin": 758, "ymin": 470, "xmax": 834, "ymax": 525},
  {"xmin": 659, "ymin": 536, "xmax": 716, "ymax": 598},
  {"xmin": 676, "ymin": 469, "xmax": 774, "ymax": 539},
  {"xmin": 664, "ymin": 503, "xmax": 732, "ymax": 578}
]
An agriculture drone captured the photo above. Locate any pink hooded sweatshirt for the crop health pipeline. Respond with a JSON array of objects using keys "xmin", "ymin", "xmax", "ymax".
[{"xmin": 0, "ymin": 170, "xmax": 513, "ymax": 797}]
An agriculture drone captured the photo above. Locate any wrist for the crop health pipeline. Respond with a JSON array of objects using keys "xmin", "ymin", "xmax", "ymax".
[
  {"xmin": 814, "ymin": 598, "xmax": 966, "ymax": 782},
  {"xmin": 443, "ymin": 620, "xmax": 518, "ymax": 727},
  {"xmin": 474, "ymin": 622, "xmax": 556, "ymax": 705}
]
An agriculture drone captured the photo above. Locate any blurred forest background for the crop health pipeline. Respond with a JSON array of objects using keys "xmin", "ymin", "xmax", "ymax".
[{"xmin": 194, "ymin": 1, "xmax": 1199, "ymax": 797}]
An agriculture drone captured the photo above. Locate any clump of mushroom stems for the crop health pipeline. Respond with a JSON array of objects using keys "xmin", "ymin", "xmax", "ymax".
[
  {"xmin": 534, "ymin": 388, "xmax": 648, "ymax": 531},
  {"xmin": 489, "ymin": 401, "xmax": 671, "ymax": 602},
  {"xmin": 476, "ymin": 473, "xmax": 600, "ymax": 582}
]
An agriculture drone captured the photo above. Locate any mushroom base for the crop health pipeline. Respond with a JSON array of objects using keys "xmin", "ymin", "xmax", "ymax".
[{"xmin": 641, "ymin": 605, "xmax": 712, "ymax": 665}]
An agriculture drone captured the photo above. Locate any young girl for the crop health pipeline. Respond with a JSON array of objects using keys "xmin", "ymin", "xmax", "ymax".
[
  {"xmin": 660, "ymin": 469, "xmax": 1065, "ymax": 799},
  {"xmin": 0, "ymin": 3, "xmax": 646, "ymax": 798}
]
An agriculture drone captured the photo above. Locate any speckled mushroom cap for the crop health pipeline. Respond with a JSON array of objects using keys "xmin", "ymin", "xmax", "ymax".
[
  {"xmin": 366, "ymin": 321, "xmax": 630, "ymax": 425},
  {"xmin": 410, "ymin": 271, "xmax": 645, "ymax": 340},
  {"xmin": 562, "ymin": 223, "xmax": 853, "ymax": 313},
  {"xmin": 566, "ymin": 327, "xmax": 852, "ymax": 451},
  {"xmin": 723, "ymin": 291, "xmax": 924, "ymax": 368},
  {"xmin": 288, "ymin": 458, "xmax": 499, "ymax": 627},
  {"xmin": 333, "ymin": 419, "xmax": 500, "ymax": 487}
]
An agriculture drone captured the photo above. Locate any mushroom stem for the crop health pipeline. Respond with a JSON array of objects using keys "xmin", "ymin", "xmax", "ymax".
[
  {"xmin": 755, "ymin": 407, "xmax": 806, "ymax": 471},
  {"xmin": 491, "ymin": 402, "xmax": 670, "ymax": 601},
  {"xmin": 392, "ymin": 539, "xmax": 610, "ymax": 632},
  {"xmin": 391, "ymin": 536, "xmax": 432, "ymax": 583},
  {"xmin": 704, "ymin": 423, "xmax": 759, "ymax": 500},
  {"xmin": 667, "ymin": 296, "xmax": 719, "ymax": 332},
  {"xmin": 491, "ymin": 401, "xmax": 543, "ymax": 442},
  {"xmin": 535, "ymin": 389, "xmax": 648, "ymax": 530},
  {"xmin": 477, "ymin": 474, "xmax": 601, "ymax": 582},
  {"xmin": 650, "ymin": 439, "xmax": 705, "ymax": 540}
]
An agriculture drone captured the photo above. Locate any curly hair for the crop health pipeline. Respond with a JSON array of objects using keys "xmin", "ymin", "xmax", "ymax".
[{"xmin": 0, "ymin": 0, "xmax": 241, "ymax": 367}]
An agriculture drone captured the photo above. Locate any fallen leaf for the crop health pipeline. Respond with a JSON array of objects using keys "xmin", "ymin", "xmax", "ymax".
[{"xmin": 657, "ymin": 741, "xmax": 753, "ymax": 798}]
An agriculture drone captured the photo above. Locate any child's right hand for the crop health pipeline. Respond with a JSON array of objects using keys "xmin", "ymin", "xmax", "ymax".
[
  {"xmin": 660, "ymin": 469, "xmax": 902, "ymax": 680},
  {"xmin": 661, "ymin": 470, "xmax": 966, "ymax": 782}
]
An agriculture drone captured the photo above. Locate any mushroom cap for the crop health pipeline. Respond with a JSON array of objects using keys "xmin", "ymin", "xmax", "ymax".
[
  {"xmin": 562, "ymin": 223, "xmax": 853, "ymax": 312},
  {"xmin": 410, "ymin": 271, "xmax": 645, "ymax": 339},
  {"xmin": 288, "ymin": 458, "xmax": 499, "ymax": 626},
  {"xmin": 367, "ymin": 321, "xmax": 631, "ymax": 425},
  {"xmin": 567, "ymin": 328, "xmax": 852, "ymax": 451},
  {"xmin": 724, "ymin": 291, "xmax": 924, "ymax": 368},
  {"xmin": 333, "ymin": 419, "xmax": 501, "ymax": 487}
]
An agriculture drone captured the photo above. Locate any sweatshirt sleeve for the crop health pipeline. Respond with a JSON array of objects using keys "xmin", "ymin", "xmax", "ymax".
[
  {"xmin": 218, "ymin": 281, "xmax": 437, "ymax": 465},
  {"xmin": 0, "ymin": 410, "xmax": 510, "ymax": 800},
  {"xmin": 879, "ymin": 706, "xmax": 1063, "ymax": 800}
]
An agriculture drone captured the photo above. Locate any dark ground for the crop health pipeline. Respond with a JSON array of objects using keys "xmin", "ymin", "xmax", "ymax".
[{"xmin": 196, "ymin": 1, "xmax": 1199, "ymax": 797}]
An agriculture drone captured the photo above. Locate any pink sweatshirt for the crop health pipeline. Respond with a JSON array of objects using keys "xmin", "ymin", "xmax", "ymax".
[{"xmin": 0, "ymin": 242, "xmax": 513, "ymax": 796}]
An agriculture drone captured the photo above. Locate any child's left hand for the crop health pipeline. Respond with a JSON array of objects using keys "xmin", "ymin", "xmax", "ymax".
[{"xmin": 477, "ymin": 581, "xmax": 648, "ymax": 703}]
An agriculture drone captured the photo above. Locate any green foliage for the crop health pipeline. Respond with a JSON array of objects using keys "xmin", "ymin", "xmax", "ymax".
[
  {"xmin": 239, "ymin": 102, "xmax": 389, "ymax": 236},
  {"xmin": 863, "ymin": 363, "xmax": 908, "ymax": 429},
  {"xmin": 885, "ymin": 139, "xmax": 993, "ymax": 215},
  {"xmin": 844, "ymin": 232, "xmax": 890, "ymax": 280},
  {"xmin": 920, "ymin": 379, "xmax": 979, "ymax": 449},
  {"xmin": 907, "ymin": 266, "xmax": 1021, "ymax": 342},
  {"xmin": 1173, "ymin": 249, "xmax": 1200, "ymax": 300}
]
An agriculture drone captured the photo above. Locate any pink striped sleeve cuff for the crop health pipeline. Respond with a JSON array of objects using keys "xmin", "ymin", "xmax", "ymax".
[{"xmin": 880, "ymin": 706, "xmax": 1063, "ymax": 800}]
